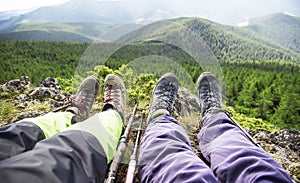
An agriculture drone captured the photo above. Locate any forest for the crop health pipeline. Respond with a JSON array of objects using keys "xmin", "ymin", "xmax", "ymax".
[{"xmin": 0, "ymin": 40, "xmax": 299, "ymax": 130}]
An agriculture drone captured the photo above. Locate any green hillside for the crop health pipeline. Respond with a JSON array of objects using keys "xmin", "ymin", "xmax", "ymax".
[
  {"xmin": 0, "ymin": 41, "xmax": 88, "ymax": 84},
  {"xmin": 0, "ymin": 14, "xmax": 299, "ymax": 63},
  {"xmin": 0, "ymin": 30, "xmax": 94, "ymax": 42},
  {"xmin": 118, "ymin": 17, "xmax": 300, "ymax": 63},
  {"xmin": 246, "ymin": 13, "xmax": 300, "ymax": 53},
  {"xmin": 0, "ymin": 22, "xmax": 116, "ymax": 42}
]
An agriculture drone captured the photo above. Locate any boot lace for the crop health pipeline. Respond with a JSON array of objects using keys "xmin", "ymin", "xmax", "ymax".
[
  {"xmin": 71, "ymin": 89, "xmax": 94, "ymax": 111},
  {"xmin": 200, "ymin": 82, "xmax": 221, "ymax": 115},
  {"xmin": 103, "ymin": 85, "xmax": 121, "ymax": 106},
  {"xmin": 153, "ymin": 82, "xmax": 177, "ymax": 112}
]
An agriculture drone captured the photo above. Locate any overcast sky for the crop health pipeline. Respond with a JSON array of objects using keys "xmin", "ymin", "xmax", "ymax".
[{"xmin": 1, "ymin": 0, "xmax": 299, "ymax": 24}]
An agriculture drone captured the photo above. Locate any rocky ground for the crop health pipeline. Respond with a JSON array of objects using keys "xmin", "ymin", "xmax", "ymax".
[{"xmin": 1, "ymin": 77, "xmax": 299, "ymax": 182}]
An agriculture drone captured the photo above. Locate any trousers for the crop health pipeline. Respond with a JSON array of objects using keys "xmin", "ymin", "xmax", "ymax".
[
  {"xmin": 138, "ymin": 112, "xmax": 292, "ymax": 183},
  {"xmin": 0, "ymin": 110, "xmax": 123, "ymax": 183}
]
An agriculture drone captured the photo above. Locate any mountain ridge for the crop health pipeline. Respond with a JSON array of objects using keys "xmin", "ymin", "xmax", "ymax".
[
  {"xmin": 1, "ymin": 15, "xmax": 300, "ymax": 63},
  {"xmin": 245, "ymin": 13, "xmax": 300, "ymax": 53}
]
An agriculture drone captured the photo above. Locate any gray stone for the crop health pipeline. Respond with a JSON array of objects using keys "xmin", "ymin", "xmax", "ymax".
[
  {"xmin": 0, "ymin": 76, "xmax": 31, "ymax": 93},
  {"xmin": 174, "ymin": 87, "xmax": 200, "ymax": 117}
]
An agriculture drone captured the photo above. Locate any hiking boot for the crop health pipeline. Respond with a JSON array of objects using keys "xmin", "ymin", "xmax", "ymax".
[
  {"xmin": 147, "ymin": 73, "xmax": 178, "ymax": 123},
  {"xmin": 196, "ymin": 72, "xmax": 222, "ymax": 121},
  {"xmin": 101, "ymin": 74, "xmax": 126, "ymax": 122},
  {"xmin": 66, "ymin": 75, "xmax": 100, "ymax": 123}
]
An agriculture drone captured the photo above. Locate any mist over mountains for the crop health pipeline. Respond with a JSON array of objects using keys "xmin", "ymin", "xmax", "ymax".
[
  {"xmin": 0, "ymin": 0, "xmax": 178, "ymax": 29},
  {"xmin": 1, "ymin": 0, "xmax": 300, "ymax": 25}
]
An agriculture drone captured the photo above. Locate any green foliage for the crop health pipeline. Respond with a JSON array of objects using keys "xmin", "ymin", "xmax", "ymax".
[
  {"xmin": 0, "ymin": 101, "xmax": 14, "ymax": 117},
  {"xmin": 0, "ymin": 40, "xmax": 88, "ymax": 85},
  {"xmin": 0, "ymin": 101, "xmax": 17, "ymax": 125},
  {"xmin": 56, "ymin": 77, "xmax": 75, "ymax": 94},
  {"xmin": 246, "ymin": 13, "xmax": 300, "ymax": 53},
  {"xmin": 88, "ymin": 64, "xmax": 157, "ymax": 110},
  {"xmin": 127, "ymin": 74, "xmax": 157, "ymax": 109},
  {"xmin": 178, "ymin": 18, "xmax": 300, "ymax": 63},
  {"xmin": 222, "ymin": 61, "xmax": 300, "ymax": 130},
  {"xmin": 226, "ymin": 107, "xmax": 277, "ymax": 132},
  {"xmin": 0, "ymin": 31, "xmax": 93, "ymax": 42},
  {"xmin": 0, "ymin": 92, "xmax": 19, "ymax": 99}
]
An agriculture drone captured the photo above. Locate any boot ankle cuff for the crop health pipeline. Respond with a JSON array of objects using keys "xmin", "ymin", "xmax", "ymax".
[
  {"xmin": 102, "ymin": 103, "xmax": 124, "ymax": 122},
  {"xmin": 66, "ymin": 107, "xmax": 79, "ymax": 115},
  {"xmin": 147, "ymin": 109, "xmax": 169, "ymax": 124},
  {"xmin": 101, "ymin": 103, "xmax": 114, "ymax": 112},
  {"xmin": 202, "ymin": 108, "xmax": 228, "ymax": 121}
]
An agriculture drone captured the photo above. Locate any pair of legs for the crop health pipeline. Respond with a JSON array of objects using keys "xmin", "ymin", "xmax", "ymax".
[
  {"xmin": 138, "ymin": 73, "xmax": 292, "ymax": 182},
  {"xmin": 0, "ymin": 75, "xmax": 125, "ymax": 183}
]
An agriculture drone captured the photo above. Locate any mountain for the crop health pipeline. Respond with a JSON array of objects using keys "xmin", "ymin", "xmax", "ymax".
[
  {"xmin": 116, "ymin": 16, "xmax": 300, "ymax": 63},
  {"xmin": 0, "ymin": 0, "xmax": 132, "ymax": 26},
  {"xmin": 0, "ymin": 0, "xmax": 179, "ymax": 33},
  {"xmin": 0, "ymin": 22, "xmax": 117, "ymax": 42},
  {"xmin": 0, "ymin": 11, "xmax": 299, "ymax": 62},
  {"xmin": 244, "ymin": 13, "xmax": 300, "ymax": 53}
]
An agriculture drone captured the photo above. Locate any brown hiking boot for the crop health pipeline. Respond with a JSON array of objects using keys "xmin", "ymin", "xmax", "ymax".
[
  {"xmin": 147, "ymin": 73, "xmax": 178, "ymax": 123},
  {"xmin": 101, "ymin": 74, "xmax": 126, "ymax": 122},
  {"xmin": 196, "ymin": 72, "xmax": 223, "ymax": 122},
  {"xmin": 66, "ymin": 75, "xmax": 100, "ymax": 123}
]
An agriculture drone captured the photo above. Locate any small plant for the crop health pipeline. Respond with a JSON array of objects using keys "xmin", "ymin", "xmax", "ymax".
[
  {"xmin": 226, "ymin": 107, "xmax": 277, "ymax": 132},
  {"xmin": 0, "ymin": 100, "xmax": 18, "ymax": 126}
]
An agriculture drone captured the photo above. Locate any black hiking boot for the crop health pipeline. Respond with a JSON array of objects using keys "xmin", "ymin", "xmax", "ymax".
[
  {"xmin": 196, "ymin": 72, "xmax": 223, "ymax": 122},
  {"xmin": 66, "ymin": 75, "xmax": 100, "ymax": 123},
  {"xmin": 101, "ymin": 74, "xmax": 126, "ymax": 122},
  {"xmin": 147, "ymin": 73, "xmax": 178, "ymax": 123}
]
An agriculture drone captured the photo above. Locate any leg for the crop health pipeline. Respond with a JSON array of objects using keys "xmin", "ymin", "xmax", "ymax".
[
  {"xmin": 0, "ymin": 122, "xmax": 45, "ymax": 161},
  {"xmin": 0, "ymin": 75, "xmax": 100, "ymax": 160},
  {"xmin": 196, "ymin": 72, "xmax": 292, "ymax": 182},
  {"xmin": 0, "ymin": 74, "xmax": 125, "ymax": 182},
  {"xmin": 0, "ymin": 130, "xmax": 107, "ymax": 183},
  {"xmin": 0, "ymin": 109, "xmax": 123, "ymax": 183},
  {"xmin": 0, "ymin": 111, "xmax": 74, "ymax": 161},
  {"xmin": 198, "ymin": 112, "xmax": 292, "ymax": 182},
  {"xmin": 139, "ymin": 73, "xmax": 217, "ymax": 182},
  {"xmin": 139, "ymin": 114, "xmax": 218, "ymax": 183}
]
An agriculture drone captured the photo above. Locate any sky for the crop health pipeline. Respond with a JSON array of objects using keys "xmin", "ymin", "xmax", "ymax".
[
  {"xmin": 0, "ymin": 0, "xmax": 299, "ymax": 24},
  {"xmin": 0, "ymin": 0, "xmax": 69, "ymax": 11}
]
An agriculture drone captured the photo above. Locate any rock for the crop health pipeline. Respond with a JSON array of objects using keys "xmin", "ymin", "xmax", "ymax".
[
  {"xmin": 11, "ymin": 110, "xmax": 40, "ymax": 122},
  {"xmin": 0, "ymin": 76, "xmax": 31, "ymax": 93},
  {"xmin": 250, "ymin": 129, "xmax": 300, "ymax": 182},
  {"xmin": 174, "ymin": 87, "xmax": 200, "ymax": 117},
  {"xmin": 39, "ymin": 77, "xmax": 60, "ymax": 89},
  {"xmin": 29, "ymin": 77, "xmax": 66, "ymax": 101},
  {"xmin": 30, "ymin": 87, "xmax": 59, "ymax": 99},
  {"xmin": 7, "ymin": 77, "xmax": 68, "ymax": 113}
]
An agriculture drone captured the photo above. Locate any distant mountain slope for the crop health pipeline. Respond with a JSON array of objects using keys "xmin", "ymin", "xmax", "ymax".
[
  {"xmin": 0, "ymin": 30, "xmax": 93, "ymax": 42},
  {"xmin": 245, "ymin": 13, "xmax": 300, "ymax": 53},
  {"xmin": 1, "ymin": 13, "xmax": 299, "ymax": 63},
  {"xmin": 13, "ymin": 22, "xmax": 114, "ymax": 37},
  {"xmin": 0, "ymin": 22, "xmax": 116, "ymax": 42},
  {"xmin": 0, "ymin": 0, "xmax": 131, "ymax": 27},
  {"xmin": 117, "ymin": 17, "xmax": 300, "ymax": 63},
  {"xmin": 0, "ymin": 0, "xmax": 179, "ymax": 32},
  {"xmin": 99, "ymin": 23, "xmax": 144, "ymax": 41}
]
